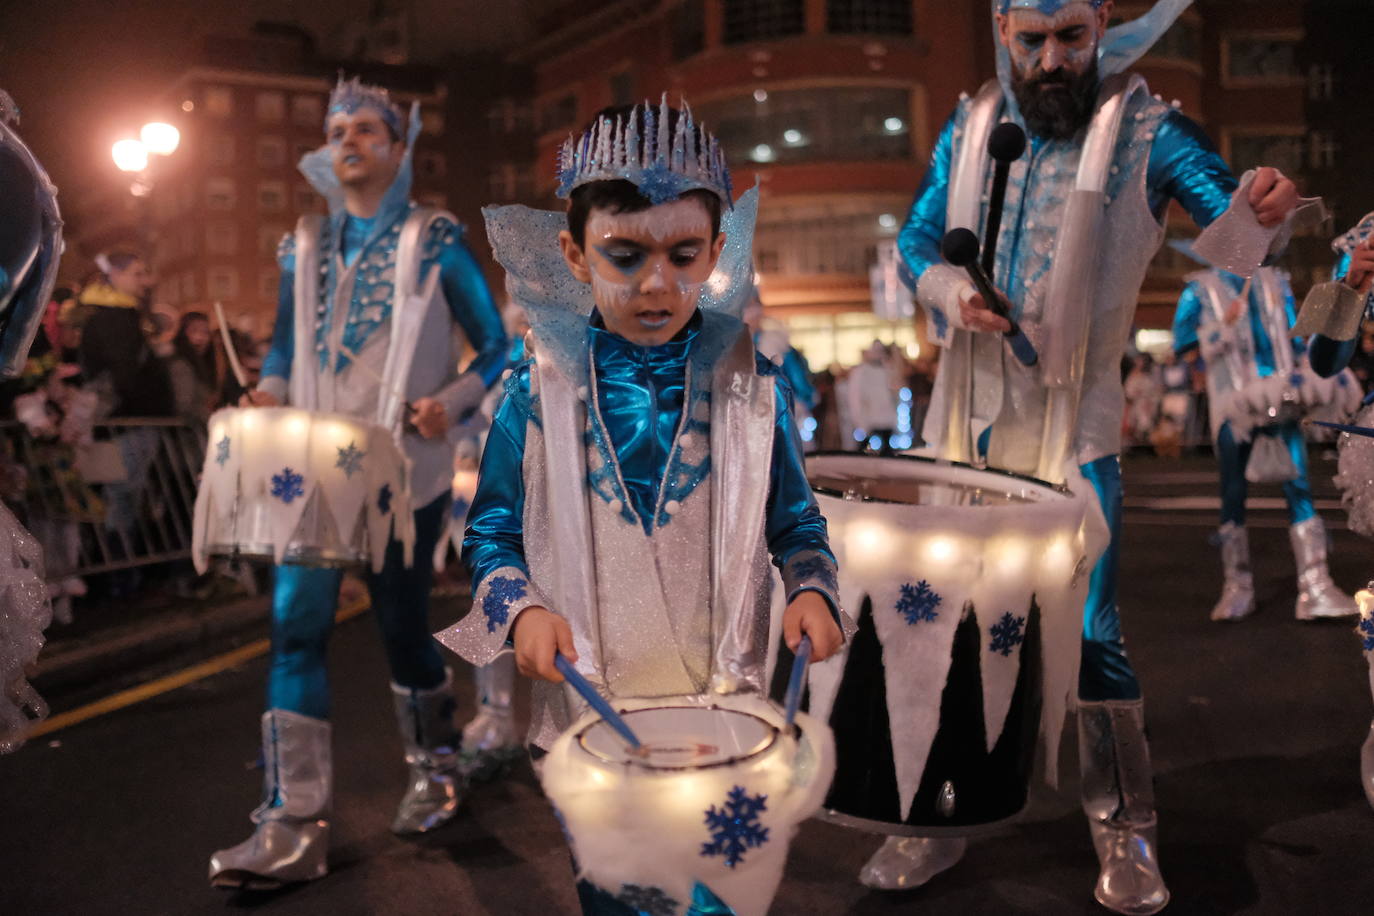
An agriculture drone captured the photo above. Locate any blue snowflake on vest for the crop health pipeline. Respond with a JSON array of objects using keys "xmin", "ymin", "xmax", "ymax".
[
  {"xmin": 1359, "ymin": 616, "xmax": 1374, "ymax": 653},
  {"xmin": 314, "ymin": 213, "xmax": 405, "ymax": 373},
  {"xmin": 929, "ymin": 305, "xmax": 949, "ymax": 340},
  {"xmin": 215, "ymin": 435, "xmax": 231, "ymax": 467},
  {"xmin": 377, "ymin": 483, "xmax": 393, "ymax": 515},
  {"xmin": 615, "ymin": 884, "xmax": 679, "ymax": 916},
  {"xmin": 335, "ymin": 441, "xmax": 366, "ymax": 478},
  {"xmin": 271, "ymin": 468, "xmax": 305, "ymax": 503},
  {"xmin": 481, "ymin": 575, "xmax": 528, "ymax": 633},
  {"xmin": 701, "ymin": 785, "xmax": 770, "ymax": 869},
  {"xmin": 989, "ymin": 612, "xmax": 1027, "ymax": 656},
  {"xmin": 790, "ymin": 554, "xmax": 838, "ymax": 594},
  {"xmin": 896, "ymin": 581, "xmax": 941, "ymax": 625}
]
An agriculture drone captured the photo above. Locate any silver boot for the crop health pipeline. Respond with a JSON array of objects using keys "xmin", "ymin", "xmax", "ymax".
[
  {"xmin": 390, "ymin": 669, "xmax": 464, "ymax": 835},
  {"xmin": 1211, "ymin": 522, "xmax": 1255, "ymax": 622},
  {"xmin": 1079, "ymin": 699, "xmax": 1169, "ymax": 916},
  {"xmin": 1290, "ymin": 516, "xmax": 1358, "ymax": 621},
  {"xmin": 857, "ymin": 836, "xmax": 968, "ymax": 891},
  {"xmin": 461, "ymin": 654, "xmax": 522, "ymax": 779},
  {"xmin": 209, "ymin": 709, "xmax": 331, "ymax": 889}
]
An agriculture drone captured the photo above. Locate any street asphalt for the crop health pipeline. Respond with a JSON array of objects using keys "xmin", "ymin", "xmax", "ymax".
[{"xmin": 2, "ymin": 454, "xmax": 1373, "ymax": 914}]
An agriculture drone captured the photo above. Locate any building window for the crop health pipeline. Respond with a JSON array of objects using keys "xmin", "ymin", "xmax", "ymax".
[
  {"xmin": 260, "ymin": 225, "xmax": 288, "ymax": 257},
  {"xmin": 207, "ymin": 134, "xmax": 235, "ymax": 167},
  {"xmin": 208, "ymin": 268, "xmax": 239, "ymax": 300},
  {"xmin": 206, "ymin": 221, "xmax": 238, "ymax": 255},
  {"xmin": 292, "ymin": 94, "xmax": 323, "ymax": 128},
  {"xmin": 257, "ymin": 136, "xmax": 287, "ymax": 169},
  {"xmin": 1225, "ymin": 129, "xmax": 1304, "ymax": 177},
  {"xmin": 1222, "ymin": 32, "xmax": 1302, "ymax": 86},
  {"xmin": 609, "ymin": 70, "xmax": 635, "ymax": 107},
  {"xmin": 258, "ymin": 180, "xmax": 287, "ymax": 212},
  {"xmin": 258, "ymin": 272, "xmax": 279, "ymax": 300},
  {"xmin": 1143, "ymin": 17, "xmax": 1199, "ymax": 63},
  {"xmin": 670, "ymin": 0, "xmax": 706, "ymax": 60},
  {"xmin": 206, "ymin": 178, "xmax": 237, "ymax": 211},
  {"xmin": 1308, "ymin": 64, "xmax": 1337, "ymax": 101},
  {"xmin": 539, "ymin": 93, "xmax": 578, "ymax": 134},
  {"xmin": 753, "ymin": 196, "xmax": 911, "ymax": 279},
  {"xmin": 781, "ymin": 310, "xmax": 921, "ymax": 371},
  {"xmin": 417, "ymin": 151, "xmax": 447, "ymax": 180},
  {"xmin": 421, "ymin": 110, "xmax": 445, "ymax": 136},
  {"xmin": 697, "ymin": 85, "xmax": 913, "ymax": 165},
  {"xmin": 293, "ymin": 141, "xmax": 317, "ymax": 164},
  {"xmin": 1309, "ymin": 131, "xmax": 1339, "ymax": 170},
  {"xmin": 204, "ymin": 86, "xmax": 234, "ymax": 118},
  {"xmin": 723, "ymin": 0, "xmax": 805, "ymax": 45},
  {"xmin": 488, "ymin": 98, "xmax": 532, "ymax": 134},
  {"xmin": 293, "ymin": 185, "xmax": 319, "ymax": 213},
  {"xmin": 256, "ymin": 91, "xmax": 287, "ymax": 123},
  {"xmin": 827, "ymin": 0, "xmax": 913, "ymax": 36}
]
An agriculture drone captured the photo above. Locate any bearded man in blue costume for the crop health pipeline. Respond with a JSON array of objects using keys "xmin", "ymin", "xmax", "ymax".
[
  {"xmin": 208, "ymin": 77, "xmax": 507, "ymax": 889},
  {"xmin": 889, "ymin": 2, "xmax": 1301, "ymax": 912},
  {"xmin": 436, "ymin": 98, "xmax": 847, "ymax": 915}
]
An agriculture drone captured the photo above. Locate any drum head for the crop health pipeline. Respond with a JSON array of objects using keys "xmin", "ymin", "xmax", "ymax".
[
  {"xmin": 578, "ymin": 705, "xmax": 777, "ymax": 771},
  {"xmin": 808, "ymin": 453, "xmax": 1055, "ymax": 507}
]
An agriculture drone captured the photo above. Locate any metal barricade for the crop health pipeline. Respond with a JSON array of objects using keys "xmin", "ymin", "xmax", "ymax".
[{"xmin": 0, "ymin": 419, "xmax": 205, "ymax": 580}]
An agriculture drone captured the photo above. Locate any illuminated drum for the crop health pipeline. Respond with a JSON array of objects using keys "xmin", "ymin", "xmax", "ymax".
[
  {"xmin": 541, "ymin": 694, "xmax": 834, "ymax": 916},
  {"xmin": 799, "ymin": 453, "xmax": 1105, "ymax": 833},
  {"xmin": 191, "ymin": 406, "xmax": 411, "ymax": 572}
]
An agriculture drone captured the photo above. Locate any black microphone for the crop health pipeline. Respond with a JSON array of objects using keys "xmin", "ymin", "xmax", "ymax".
[
  {"xmin": 982, "ymin": 122, "xmax": 1027, "ymax": 278},
  {"xmin": 941, "ymin": 227, "xmax": 1038, "ymax": 367}
]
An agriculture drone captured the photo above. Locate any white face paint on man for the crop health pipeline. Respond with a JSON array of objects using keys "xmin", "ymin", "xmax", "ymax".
[
  {"xmin": 325, "ymin": 108, "xmax": 404, "ymax": 192},
  {"xmin": 998, "ymin": 2, "xmax": 1109, "ymax": 81}
]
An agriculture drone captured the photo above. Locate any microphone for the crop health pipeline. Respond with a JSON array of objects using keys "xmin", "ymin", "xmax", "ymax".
[
  {"xmin": 941, "ymin": 227, "xmax": 1038, "ymax": 367},
  {"xmin": 982, "ymin": 122, "xmax": 1027, "ymax": 278}
]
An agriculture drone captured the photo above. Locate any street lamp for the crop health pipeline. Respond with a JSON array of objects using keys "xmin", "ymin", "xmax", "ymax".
[
  {"xmin": 139, "ymin": 122, "xmax": 180, "ymax": 156},
  {"xmin": 111, "ymin": 138, "xmax": 148, "ymax": 173}
]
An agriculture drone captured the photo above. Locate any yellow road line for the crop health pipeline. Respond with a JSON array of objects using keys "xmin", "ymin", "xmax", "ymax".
[{"xmin": 28, "ymin": 598, "xmax": 371, "ymax": 739}]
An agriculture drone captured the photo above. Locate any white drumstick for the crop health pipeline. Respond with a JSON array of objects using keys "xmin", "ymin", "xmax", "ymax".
[
  {"xmin": 337, "ymin": 343, "xmax": 417, "ymax": 415},
  {"xmin": 213, "ymin": 300, "xmax": 250, "ymax": 390}
]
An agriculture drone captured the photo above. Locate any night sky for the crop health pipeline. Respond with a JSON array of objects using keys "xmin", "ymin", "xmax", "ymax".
[{"xmin": 0, "ymin": 0, "xmax": 534, "ymax": 202}]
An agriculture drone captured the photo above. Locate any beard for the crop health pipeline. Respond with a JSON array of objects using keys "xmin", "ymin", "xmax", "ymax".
[{"xmin": 1012, "ymin": 57, "xmax": 1100, "ymax": 140}]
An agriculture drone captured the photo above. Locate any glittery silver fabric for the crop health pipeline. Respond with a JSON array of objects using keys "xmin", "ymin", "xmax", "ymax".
[
  {"xmin": 1210, "ymin": 521, "xmax": 1255, "ymax": 622},
  {"xmin": 1292, "ymin": 281, "xmax": 1366, "ymax": 342},
  {"xmin": 1336, "ymin": 406, "xmax": 1374, "ymax": 537},
  {"xmin": 389, "ymin": 670, "xmax": 464, "ymax": 835},
  {"xmin": 858, "ymin": 836, "xmax": 968, "ymax": 891},
  {"xmin": 0, "ymin": 500, "xmax": 49, "ymax": 753},
  {"xmin": 1289, "ymin": 516, "xmax": 1357, "ymax": 620}
]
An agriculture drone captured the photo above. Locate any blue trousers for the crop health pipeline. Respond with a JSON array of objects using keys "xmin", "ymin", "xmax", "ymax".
[
  {"xmin": 266, "ymin": 494, "xmax": 449, "ymax": 718},
  {"xmin": 1079, "ymin": 455, "xmax": 1140, "ymax": 702},
  {"xmin": 1215, "ymin": 420, "xmax": 1315, "ymax": 526}
]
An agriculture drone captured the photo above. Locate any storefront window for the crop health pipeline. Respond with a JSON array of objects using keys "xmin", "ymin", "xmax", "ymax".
[
  {"xmin": 754, "ymin": 196, "xmax": 908, "ymax": 277},
  {"xmin": 697, "ymin": 86, "xmax": 912, "ymax": 165}
]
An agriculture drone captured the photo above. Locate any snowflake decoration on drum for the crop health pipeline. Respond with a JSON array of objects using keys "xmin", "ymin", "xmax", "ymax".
[
  {"xmin": 790, "ymin": 554, "xmax": 838, "ymax": 594},
  {"xmin": 896, "ymin": 580, "xmax": 941, "ymax": 625},
  {"xmin": 701, "ymin": 785, "xmax": 770, "ymax": 869},
  {"xmin": 214, "ymin": 435, "xmax": 231, "ymax": 467},
  {"xmin": 988, "ymin": 612, "xmax": 1027, "ymax": 657},
  {"xmin": 615, "ymin": 884, "xmax": 679, "ymax": 916},
  {"xmin": 1358, "ymin": 616, "xmax": 1374, "ymax": 653},
  {"xmin": 377, "ymin": 483, "xmax": 393, "ymax": 515},
  {"xmin": 271, "ymin": 468, "xmax": 305, "ymax": 504},
  {"xmin": 482, "ymin": 575, "xmax": 528, "ymax": 632},
  {"xmin": 335, "ymin": 441, "xmax": 366, "ymax": 478}
]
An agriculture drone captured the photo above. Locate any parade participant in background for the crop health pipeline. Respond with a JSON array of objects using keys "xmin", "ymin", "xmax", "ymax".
[
  {"xmin": 208, "ymin": 76, "xmax": 507, "ymax": 889},
  {"xmin": 845, "ymin": 340, "xmax": 900, "ymax": 454},
  {"xmin": 893, "ymin": 1, "xmax": 1301, "ymax": 911},
  {"xmin": 1173, "ymin": 262, "xmax": 1357, "ymax": 622},
  {"xmin": 437, "ymin": 98, "xmax": 847, "ymax": 914},
  {"xmin": 744, "ymin": 289, "xmax": 819, "ymax": 449}
]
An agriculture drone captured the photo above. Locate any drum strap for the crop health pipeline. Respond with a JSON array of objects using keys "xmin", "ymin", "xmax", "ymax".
[
  {"xmin": 377, "ymin": 207, "xmax": 452, "ymax": 432},
  {"xmin": 290, "ymin": 214, "xmax": 327, "ymax": 409}
]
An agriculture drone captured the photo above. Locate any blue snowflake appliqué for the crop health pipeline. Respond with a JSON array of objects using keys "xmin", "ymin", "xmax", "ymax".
[
  {"xmin": 790, "ymin": 555, "xmax": 838, "ymax": 594},
  {"xmin": 637, "ymin": 161, "xmax": 689, "ymax": 205},
  {"xmin": 270, "ymin": 468, "xmax": 305, "ymax": 503},
  {"xmin": 929, "ymin": 305, "xmax": 949, "ymax": 340},
  {"xmin": 215, "ymin": 435, "xmax": 231, "ymax": 467},
  {"xmin": 482, "ymin": 576, "xmax": 528, "ymax": 633},
  {"xmin": 896, "ymin": 581, "xmax": 942, "ymax": 625},
  {"xmin": 377, "ymin": 483, "xmax": 393, "ymax": 515},
  {"xmin": 335, "ymin": 441, "xmax": 366, "ymax": 478},
  {"xmin": 1359, "ymin": 616, "xmax": 1374, "ymax": 653},
  {"xmin": 701, "ymin": 785, "xmax": 770, "ymax": 869},
  {"xmin": 1289, "ymin": 371, "xmax": 1305, "ymax": 388},
  {"xmin": 988, "ymin": 612, "xmax": 1027, "ymax": 657},
  {"xmin": 615, "ymin": 885, "xmax": 679, "ymax": 916}
]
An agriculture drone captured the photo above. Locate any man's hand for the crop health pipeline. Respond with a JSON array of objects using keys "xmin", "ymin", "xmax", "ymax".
[
  {"xmin": 1224, "ymin": 297, "xmax": 1245, "ymax": 325},
  {"xmin": 1344, "ymin": 237, "xmax": 1374, "ymax": 295},
  {"xmin": 409, "ymin": 397, "xmax": 449, "ymax": 440},
  {"xmin": 782, "ymin": 591, "xmax": 843, "ymax": 663},
  {"xmin": 239, "ymin": 390, "xmax": 280, "ymax": 408},
  {"xmin": 960, "ymin": 290, "xmax": 1012, "ymax": 335},
  {"xmin": 511, "ymin": 606, "xmax": 577, "ymax": 682},
  {"xmin": 1247, "ymin": 166, "xmax": 1299, "ymax": 228}
]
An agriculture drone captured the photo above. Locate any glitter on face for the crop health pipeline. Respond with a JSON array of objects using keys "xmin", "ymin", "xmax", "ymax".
[{"xmin": 1004, "ymin": 6, "xmax": 1101, "ymax": 79}]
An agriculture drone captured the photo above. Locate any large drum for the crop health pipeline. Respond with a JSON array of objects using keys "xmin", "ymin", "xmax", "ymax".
[
  {"xmin": 795, "ymin": 453, "xmax": 1106, "ymax": 834},
  {"xmin": 191, "ymin": 407, "xmax": 411, "ymax": 573},
  {"xmin": 541, "ymin": 694, "xmax": 834, "ymax": 916}
]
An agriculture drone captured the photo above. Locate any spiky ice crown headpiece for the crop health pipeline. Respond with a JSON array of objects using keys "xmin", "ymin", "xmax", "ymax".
[
  {"xmin": 1000, "ymin": 0, "xmax": 1104, "ymax": 12},
  {"xmin": 555, "ymin": 94, "xmax": 734, "ymax": 209},
  {"xmin": 326, "ymin": 75, "xmax": 404, "ymax": 138}
]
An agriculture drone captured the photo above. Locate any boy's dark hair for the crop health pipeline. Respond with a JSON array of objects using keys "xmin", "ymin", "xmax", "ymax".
[{"xmin": 565, "ymin": 104, "xmax": 722, "ymax": 250}]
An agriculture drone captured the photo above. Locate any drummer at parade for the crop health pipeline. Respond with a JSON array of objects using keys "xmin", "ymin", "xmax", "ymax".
[{"xmin": 207, "ymin": 77, "xmax": 507, "ymax": 890}]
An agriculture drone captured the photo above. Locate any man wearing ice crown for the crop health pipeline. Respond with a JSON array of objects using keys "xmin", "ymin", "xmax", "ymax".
[{"xmin": 890, "ymin": 1, "xmax": 1302, "ymax": 912}]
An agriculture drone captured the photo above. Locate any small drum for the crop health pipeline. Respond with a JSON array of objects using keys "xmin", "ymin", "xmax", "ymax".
[
  {"xmin": 191, "ymin": 407, "xmax": 411, "ymax": 573},
  {"xmin": 541, "ymin": 694, "xmax": 834, "ymax": 916},
  {"xmin": 795, "ymin": 453, "xmax": 1105, "ymax": 834}
]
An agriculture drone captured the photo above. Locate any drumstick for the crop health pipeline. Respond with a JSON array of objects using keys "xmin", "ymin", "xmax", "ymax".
[
  {"xmin": 336, "ymin": 342, "xmax": 417, "ymax": 416},
  {"xmin": 554, "ymin": 652, "xmax": 643, "ymax": 750},
  {"xmin": 783, "ymin": 635, "xmax": 812, "ymax": 731},
  {"xmin": 213, "ymin": 301, "xmax": 250, "ymax": 390}
]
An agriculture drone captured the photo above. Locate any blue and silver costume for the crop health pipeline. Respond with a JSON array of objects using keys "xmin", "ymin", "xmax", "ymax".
[{"xmin": 209, "ymin": 78, "xmax": 507, "ymax": 890}]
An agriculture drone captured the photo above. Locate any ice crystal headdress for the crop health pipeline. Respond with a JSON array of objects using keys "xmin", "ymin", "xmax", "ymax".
[
  {"xmin": 327, "ymin": 75, "xmax": 404, "ymax": 138},
  {"xmin": 999, "ymin": 0, "xmax": 1105, "ymax": 12},
  {"xmin": 556, "ymin": 95, "xmax": 733, "ymax": 208}
]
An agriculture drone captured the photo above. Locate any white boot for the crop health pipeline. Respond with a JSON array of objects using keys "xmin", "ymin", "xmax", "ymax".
[
  {"xmin": 390, "ymin": 670, "xmax": 464, "ymax": 835},
  {"xmin": 1211, "ymin": 522, "xmax": 1255, "ymax": 622},
  {"xmin": 857, "ymin": 836, "xmax": 968, "ymax": 890},
  {"xmin": 461, "ymin": 654, "xmax": 522, "ymax": 779},
  {"xmin": 1290, "ymin": 517, "xmax": 1357, "ymax": 620}
]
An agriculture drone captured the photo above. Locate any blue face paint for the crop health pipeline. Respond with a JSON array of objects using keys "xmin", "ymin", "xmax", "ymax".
[{"xmin": 592, "ymin": 244, "xmax": 646, "ymax": 276}]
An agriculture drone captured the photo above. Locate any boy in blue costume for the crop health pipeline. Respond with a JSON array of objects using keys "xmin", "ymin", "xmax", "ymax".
[
  {"xmin": 436, "ymin": 99, "xmax": 846, "ymax": 915},
  {"xmin": 209, "ymin": 77, "xmax": 507, "ymax": 889}
]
